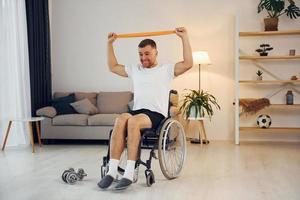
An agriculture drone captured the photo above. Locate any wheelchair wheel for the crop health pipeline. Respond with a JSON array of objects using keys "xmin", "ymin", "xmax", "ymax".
[
  {"xmin": 158, "ymin": 119, "xmax": 186, "ymax": 179},
  {"xmin": 145, "ymin": 169, "xmax": 155, "ymax": 187}
]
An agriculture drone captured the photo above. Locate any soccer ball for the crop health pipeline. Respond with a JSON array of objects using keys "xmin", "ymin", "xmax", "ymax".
[{"xmin": 256, "ymin": 114, "xmax": 272, "ymax": 128}]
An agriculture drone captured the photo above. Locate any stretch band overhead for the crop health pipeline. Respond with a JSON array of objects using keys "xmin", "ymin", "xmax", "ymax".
[{"xmin": 116, "ymin": 30, "xmax": 176, "ymax": 38}]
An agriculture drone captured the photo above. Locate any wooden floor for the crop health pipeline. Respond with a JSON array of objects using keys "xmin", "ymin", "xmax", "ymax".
[{"xmin": 0, "ymin": 141, "xmax": 300, "ymax": 200}]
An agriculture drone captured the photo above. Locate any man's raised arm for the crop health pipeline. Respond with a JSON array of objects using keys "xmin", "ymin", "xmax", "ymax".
[
  {"xmin": 174, "ymin": 27, "xmax": 193, "ymax": 77},
  {"xmin": 107, "ymin": 32, "xmax": 128, "ymax": 77}
]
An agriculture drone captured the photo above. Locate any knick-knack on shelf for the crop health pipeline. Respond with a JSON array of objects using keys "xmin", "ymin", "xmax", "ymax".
[
  {"xmin": 256, "ymin": 44, "xmax": 273, "ymax": 56},
  {"xmin": 286, "ymin": 90, "xmax": 294, "ymax": 105},
  {"xmin": 291, "ymin": 75, "xmax": 298, "ymax": 80},
  {"xmin": 256, "ymin": 70, "xmax": 263, "ymax": 80}
]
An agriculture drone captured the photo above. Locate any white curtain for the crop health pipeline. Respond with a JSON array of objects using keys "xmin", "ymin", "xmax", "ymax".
[{"xmin": 0, "ymin": 0, "xmax": 31, "ymax": 147}]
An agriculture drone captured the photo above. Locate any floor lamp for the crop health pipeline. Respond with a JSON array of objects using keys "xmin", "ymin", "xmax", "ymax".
[{"xmin": 190, "ymin": 51, "xmax": 211, "ymax": 144}]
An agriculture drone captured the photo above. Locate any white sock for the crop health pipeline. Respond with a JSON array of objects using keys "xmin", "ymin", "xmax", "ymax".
[
  {"xmin": 107, "ymin": 159, "xmax": 119, "ymax": 178},
  {"xmin": 123, "ymin": 160, "xmax": 136, "ymax": 181}
]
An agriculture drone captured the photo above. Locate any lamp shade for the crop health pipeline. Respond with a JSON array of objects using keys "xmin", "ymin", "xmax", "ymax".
[{"xmin": 192, "ymin": 51, "xmax": 211, "ymax": 65}]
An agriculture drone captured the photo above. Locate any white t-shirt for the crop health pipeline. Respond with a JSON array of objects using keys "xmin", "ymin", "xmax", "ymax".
[{"xmin": 125, "ymin": 63, "xmax": 175, "ymax": 117}]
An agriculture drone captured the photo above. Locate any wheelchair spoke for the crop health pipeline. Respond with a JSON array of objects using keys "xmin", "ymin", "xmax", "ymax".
[
  {"xmin": 165, "ymin": 141, "xmax": 175, "ymax": 175},
  {"xmin": 166, "ymin": 153, "xmax": 173, "ymax": 175},
  {"xmin": 166, "ymin": 146, "xmax": 180, "ymax": 176},
  {"xmin": 174, "ymin": 149, "xmax": 181, "ymax": 167},
  {"xmin": 175, "ymin": 151, "xmax": 182, "ymax": 173},
  {"xmin": 170, "ymin": 153, "xmax": 179, "ymax": 175},
  {"xmin": 166, "ymin": 149, "xmax": 177, "ymax": 175},
  {"xmin": 171, "ymin": 150, "xmax": 178, "ymax": 173}
]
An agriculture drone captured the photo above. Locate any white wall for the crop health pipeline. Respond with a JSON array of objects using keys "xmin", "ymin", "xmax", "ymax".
[{"xmin": 50, "ymin": 0, "xmax": 300, "ymax": 141}]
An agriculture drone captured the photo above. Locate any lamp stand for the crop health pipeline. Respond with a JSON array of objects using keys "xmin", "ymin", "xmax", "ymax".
[
  {"xmin": 190, "ymin": 64, "xmax": 209, "ymax": 144},
  {"xmin": 198, "ymin": 64, "xmax": 201, "ymax": 92}
]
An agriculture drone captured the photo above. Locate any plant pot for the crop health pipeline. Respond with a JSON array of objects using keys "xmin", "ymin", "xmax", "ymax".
[
  {"xmin": 257, "ymin": 76, "xmax": 263, "ymax": 80},
  {"xmin": 188, "ymin": 106, "xmax": 203, "ymax": 119},
  {"xmin": 260, "ymin": 52, "xmax": 268, "ymax": 56},
  {"xmin": 264, "ymin": 18, "xmax": 278, "ymax": 31}
]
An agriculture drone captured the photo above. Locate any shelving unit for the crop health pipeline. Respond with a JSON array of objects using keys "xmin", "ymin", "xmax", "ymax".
[{"xmin": 234, "ymin": 16, "xmax": 300, "ymax": 144}]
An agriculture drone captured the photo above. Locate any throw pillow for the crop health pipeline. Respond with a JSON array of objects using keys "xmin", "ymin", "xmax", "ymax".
[
  {"xmin": 52, "ymin": 93, "xmax": 77, "ymax": 115},
  {"xmin": 70, "ymin": 98, "xmax": 98, "ymax": 115},
  {"xmin": 36, "ymin": 106, "xmax": 57, "ymax": 118}
]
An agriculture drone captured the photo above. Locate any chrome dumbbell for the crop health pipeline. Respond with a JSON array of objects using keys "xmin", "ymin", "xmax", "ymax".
[
  {"xmin": 76, "ymin": 168, "xmax": 87, "ymax": 181},
  {"xmin": 62, "ymin": 168, "xmax": 87, "ymax": 184}
]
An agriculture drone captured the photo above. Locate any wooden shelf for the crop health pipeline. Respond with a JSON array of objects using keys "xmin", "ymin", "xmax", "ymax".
[
  {"xmin": 240, "ymin": 127, "xmax": 300, "ymax": 134},
  {"xmin": 269, "ymin": 104, "xmax": 300, "ymax": 109},
  {"xmin": 239, "ymin": 55, "xmax": 300, "ymax": 60},
  {"xmin": 239, "ymin": 30, "xmax": 300, "ymax": 37},
  {"xmin": 239, "ymin": 80, "xmax": 300, "ymax": 84},
  {"xmin": 238, "ymin": 103, "xmax": 300, "ymax": 109}
]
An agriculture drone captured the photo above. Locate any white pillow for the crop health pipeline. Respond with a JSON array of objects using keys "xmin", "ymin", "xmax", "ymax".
[{"xmin": 70, "ymin": 98, "xmax": 98, "ymax": 115}]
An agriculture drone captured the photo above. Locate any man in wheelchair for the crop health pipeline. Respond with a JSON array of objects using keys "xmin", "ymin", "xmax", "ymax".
[{"xmin": 98, "ymin": 27, "xmax": 192, "ymax": 190}]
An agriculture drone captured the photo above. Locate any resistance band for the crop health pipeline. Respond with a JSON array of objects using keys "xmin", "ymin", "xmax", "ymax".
[{"xmin": 116, "ymin": 30, "xmax": 176, "ymax": 38}]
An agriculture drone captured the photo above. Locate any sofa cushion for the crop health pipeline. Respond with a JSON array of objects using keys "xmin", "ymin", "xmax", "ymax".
[
  {"xmin": 54, "ymin": 92, "xmax": 98, "ymax": 106},
  {"xmin": 75, "ymin": 92, "xmax": 98, "ymax": 106},
  {"xmin": 51, "ymin": 93, "xmax": 77, "ymax": 115},
  {"xmin": 97, "ymin": 91, "xmax": 133, "ymax": 114},
  {"xmin": 36, "ymin": 106, "xmax": 57, "ymax": 118},
  {"xmin": 88, "ymin": 114, "xmax": 119, "ymax": 126},
  {"xmin": 52, "ymin": 114, "xmax": 88, "ymax": 126},
  {"xmin": 70, "ymin": 98, "xmax": 98, "ymax": 115}
]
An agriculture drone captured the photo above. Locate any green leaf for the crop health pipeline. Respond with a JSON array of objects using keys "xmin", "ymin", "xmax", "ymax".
[{"xmin": 286, "ymin": 4, "xmax": 300, "ymax": 19}]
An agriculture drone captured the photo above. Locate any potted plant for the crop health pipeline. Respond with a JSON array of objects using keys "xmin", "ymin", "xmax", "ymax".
[
  {"xmin": 179, "ymin": 89, "xmax": 220, "ymax": 120},
  {"xmin": 256, "ymin": 70, "xmax": 263, "ymax": 80},
  {"xmin": 258, "ymin": 0, "xmax": 300, "ymax": 31},
  {"xmin": 256, "ymin": 44, "xmax": 273, "ymax": 56}
]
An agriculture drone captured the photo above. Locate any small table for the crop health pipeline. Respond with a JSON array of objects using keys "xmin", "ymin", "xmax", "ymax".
[
  {"xmin": 1, "ymin": 117, "xmax": 44, "ymax": 153},
  {"xmin": 188, "ymin": 117, "xmax": 209, "ymax": 144}
]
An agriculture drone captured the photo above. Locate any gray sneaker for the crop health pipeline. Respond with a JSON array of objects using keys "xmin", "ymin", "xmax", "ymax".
[
  {"xmin": 113, "ymin": 178, "xmax": 133, "ymax": 190},
  {"xmin": 97, "ymin": 175, "xmax": 114, "ymax": 189}
]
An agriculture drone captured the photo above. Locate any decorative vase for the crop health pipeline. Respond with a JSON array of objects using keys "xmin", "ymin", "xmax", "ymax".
[
  {"xmin": 264, "ymin": 18, "xmax": 279, "ymax": 31},
  {"xmin": 286, "ymin": 90, "xmax": 294, "ymax": 105},
  {"xmin": 257, "ymin": 76, "xmax": 263, "ymax": 80}
]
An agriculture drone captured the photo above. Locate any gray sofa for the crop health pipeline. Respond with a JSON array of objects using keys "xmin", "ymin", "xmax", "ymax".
[{"xmin": 36, "ymin": 91, "xmax": 179, "ymax": 141}]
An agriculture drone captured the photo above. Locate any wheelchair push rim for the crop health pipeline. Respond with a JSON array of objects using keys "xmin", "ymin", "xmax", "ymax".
[{"xmin": 158, "ymin": 119, "xmax": 186, "ymax": 179}]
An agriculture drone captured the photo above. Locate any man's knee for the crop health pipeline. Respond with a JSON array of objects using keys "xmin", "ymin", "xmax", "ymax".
[
  {"xmin": 114, "ymin": 113, "xmax": 131, "ymax": 128},
  {"xmin": 127, "ymin": 117, "xmax": 141, "ymax": 132},
  {"xmin": 111, "ymin": 113, "xmax": 131, "ymax": 138}
]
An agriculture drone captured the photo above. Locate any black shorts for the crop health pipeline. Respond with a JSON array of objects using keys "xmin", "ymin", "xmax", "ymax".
[{"xmin": 128, "ymin": 109, "xmax": 165, "ymax": 129}]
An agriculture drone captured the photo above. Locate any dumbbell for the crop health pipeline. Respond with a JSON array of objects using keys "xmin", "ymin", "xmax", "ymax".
[{"xmin": 62, "ymin": 168, "xmax": 87, "ymax": 184}]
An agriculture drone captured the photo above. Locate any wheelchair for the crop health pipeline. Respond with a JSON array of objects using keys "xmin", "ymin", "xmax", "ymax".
[{"xmin": 100, "ymin": 90, "xmax": 187, "ymax": 187}]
